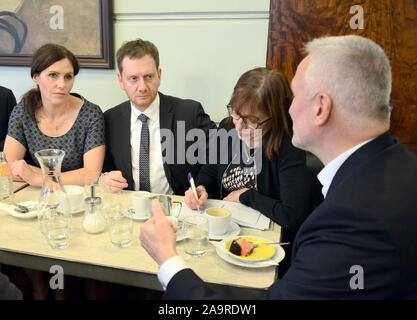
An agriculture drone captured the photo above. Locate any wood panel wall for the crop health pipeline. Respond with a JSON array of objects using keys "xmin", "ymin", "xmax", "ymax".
[{"xmin": 267, "ymin": 0, "xmax": 417, "ymax": 154}]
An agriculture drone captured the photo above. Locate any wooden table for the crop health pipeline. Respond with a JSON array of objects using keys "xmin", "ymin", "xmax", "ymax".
[{"xmin": 0, "ymin": 186, "xmax": 282, "ymax": 293}]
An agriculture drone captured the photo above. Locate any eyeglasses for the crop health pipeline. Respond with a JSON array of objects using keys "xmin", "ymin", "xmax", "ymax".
[{"xmin": 227, "ymin": 105, "xmax": 271, "ymax": 129}]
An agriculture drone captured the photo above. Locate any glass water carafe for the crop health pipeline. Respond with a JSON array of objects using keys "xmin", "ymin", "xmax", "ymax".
[{"xmin": 35, "ymin": 149, "xmax": 71, "ymax": 236}]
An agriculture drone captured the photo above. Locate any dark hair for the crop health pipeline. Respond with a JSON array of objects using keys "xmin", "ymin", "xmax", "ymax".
[
  {"xmin": 23, "ymin": 43, "xmax": 79, "ymax": 121},
  {"xmin": 116, "ymin": 38, "xmax": 159, "ymax": 73},
  {"xmin": 228, "ymin": 67, "xmax": 293, "ymax": 161}
]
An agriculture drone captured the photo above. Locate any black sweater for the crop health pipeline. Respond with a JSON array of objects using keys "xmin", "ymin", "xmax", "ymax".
[
  {"xmin": 195, "ymin": 119, "xmax": 311, "ymax": 233},
  {"xmin": 0, "ymin": 86, "xmax": 16, "ymax": 150}
]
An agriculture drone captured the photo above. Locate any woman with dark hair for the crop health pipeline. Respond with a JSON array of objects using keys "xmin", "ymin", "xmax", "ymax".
[
  {"xmin": 185, "ymin": 67, "xmax": 311, "ymax": 238},
  {"xmin": 4, "ymin": 43, "xmax": 105, "ymax": 186}
]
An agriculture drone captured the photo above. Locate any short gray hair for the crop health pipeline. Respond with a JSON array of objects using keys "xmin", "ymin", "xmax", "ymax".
[{"xmin": 304, "ymin": 35, "xmax": 392, "ymax": 124}]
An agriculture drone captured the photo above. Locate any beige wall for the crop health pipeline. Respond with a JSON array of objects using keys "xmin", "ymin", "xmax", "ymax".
[{"xmin": 0, "ymin": 0, "xmax": 269, "ymax": 122}]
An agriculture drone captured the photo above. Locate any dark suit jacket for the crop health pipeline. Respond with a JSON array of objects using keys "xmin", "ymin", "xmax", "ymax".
[
  {"xmin": 0, "ymin": 271, "xmax": 22, "ymax": 300},
  {"xmin": 0, "ymin": 86, "xmax": 17, "ymax": 150},
  {"xmin": 104, "ymin": 92, "xmax": 216, "ymax": 195},
  {"xmin": 164, "ymin": 132, "xmax": 417, "ymax": 299}
]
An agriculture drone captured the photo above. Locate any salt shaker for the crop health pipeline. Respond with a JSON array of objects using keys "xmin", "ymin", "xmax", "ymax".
[{"xmin": 82, "ymin": 196, "xmax": 106, "ymax": 234}]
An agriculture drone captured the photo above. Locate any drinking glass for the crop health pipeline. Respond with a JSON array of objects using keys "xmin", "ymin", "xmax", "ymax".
[
  {"xmin": 102, "ymin": 185, "xmax": 123, "ymax": 222},
  {"xmin": 108, "ymin": 209, "xmax": 133, "ymax": 248},
  {"xmin": 45, "ymin": 213, "xmax": 71, "ymax": 249},
  {"xmin": 183, "ymin": 215, "xmax": 208, "ymax": 256}
]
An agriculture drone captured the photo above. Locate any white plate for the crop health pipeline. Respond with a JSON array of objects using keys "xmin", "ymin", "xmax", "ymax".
[
  {"xmin": 123, "ymin": 208, "xmax": 150, "ymax": 221},
  {"xmin": 212, "ymin": 237, "xmax": 285, "ymax": 268},
  {"xmin": 7, "ymin": 201, "xmax": 38, "ymax": 219},
  {"xmin": 209, "ymin": 221, "xmax": 240, "ymax": 240},
  {"xmin": 223, "ymin": 236, "xmax": 276, "ymax": 262}
]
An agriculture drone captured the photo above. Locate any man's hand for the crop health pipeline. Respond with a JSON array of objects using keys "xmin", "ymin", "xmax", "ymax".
[
  {"xmin": 99, "ymin": 170, "xmax": 128, "ymax": 192},
  {"xmin": 140, "ymin": 199, "xmax": 178, "ymax": 266},
  {"xmin": 223, "ymin": 188, "xmax": 249, "ymax": 203},
  {"xmin": 184, "ymin": 185, "xmax": 208, "ymax": 209}
]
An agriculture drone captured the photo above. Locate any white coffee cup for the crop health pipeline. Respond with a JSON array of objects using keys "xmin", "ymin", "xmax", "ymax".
[
  {"xmin": 64, "ymin": 185, "xmax": 84, "ymax": 213},
  {"xmin": 205, "ymin": 207, "xmax": 232, "ymax": 235},
  {"xmin": 131, "ymin": 191, "xmax": 151, "ymax": 218}
]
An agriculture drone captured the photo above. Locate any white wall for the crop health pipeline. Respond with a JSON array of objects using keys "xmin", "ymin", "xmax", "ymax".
[{"xmin": 0, "ymin": 0, "xmax": 270, "ymax": 122}]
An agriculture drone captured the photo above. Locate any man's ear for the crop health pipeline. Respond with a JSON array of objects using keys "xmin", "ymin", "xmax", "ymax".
[
  {"xmin": 314, "ymin": 92, "xmax": 332, "ymax": 126},
  {"xmin": 117, "ymin": 72, "xmax": 125, "ymax": 90},
  {"xmin": 157, "ymin": 68, "xmax": 162, "ymax": 81}
]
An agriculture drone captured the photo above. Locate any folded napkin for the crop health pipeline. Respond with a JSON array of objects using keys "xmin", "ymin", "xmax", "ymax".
[{"xmin": 0, "ymin": 201, "xmax": 38, "ymax": 219}]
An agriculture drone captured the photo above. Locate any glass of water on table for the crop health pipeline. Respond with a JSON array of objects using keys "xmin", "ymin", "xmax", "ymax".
[
  {"xmin": 108, "ymin": 207, "xmax": 133, "ymax": 248},
  {"xmin": 45, "ymin": 212, "xmax": 71, "ymax": 249},
  {"xmin": 183, "ymin": 215, "xmax": 208, "ymax": 256}
]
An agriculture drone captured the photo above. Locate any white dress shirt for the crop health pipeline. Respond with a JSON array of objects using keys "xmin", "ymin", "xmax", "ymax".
[
  {"xmin": 130, "ymin": 94, "xmax": 174, "ymax": 194},
  {"xmin": 317, "ymin": 139, "xmax": 374, "ymax": 198},
  {"xmin": 158, "ymin": 255, "xmax": 189, "ymax": 290}
]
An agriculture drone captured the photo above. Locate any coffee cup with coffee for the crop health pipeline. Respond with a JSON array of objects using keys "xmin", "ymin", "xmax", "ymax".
[
  {"xmin": 131, "ymin": 191, "xmax": 151, "ymax": 218},
  {"xmin": 205, "ymin": 207, "xmax": 232, "ymax": 235}
]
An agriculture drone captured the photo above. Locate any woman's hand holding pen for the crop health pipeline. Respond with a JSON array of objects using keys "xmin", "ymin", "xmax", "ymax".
[{"xmin": 184, "ymin": 185, "xmax": 208, "ymax": 210}]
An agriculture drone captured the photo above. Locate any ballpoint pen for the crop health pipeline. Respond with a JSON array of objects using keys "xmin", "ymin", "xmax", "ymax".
[
  {"xmin": 188, "ymin": 172, "xmax": 199, "ymax": 200},
  {"xmin": 187, "ymin": 172, "xmax": 201, "ymax": 213}
]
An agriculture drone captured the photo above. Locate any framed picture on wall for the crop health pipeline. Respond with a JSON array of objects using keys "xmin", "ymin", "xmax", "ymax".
[{"xmin": 0, "ymin": 0, "xmax": 113, "ymax": 68}]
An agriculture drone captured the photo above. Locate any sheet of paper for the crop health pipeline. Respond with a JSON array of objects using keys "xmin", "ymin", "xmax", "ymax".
[{"xmin": 173, "ymin": 199, "xmax": 270, "ymax": 230}]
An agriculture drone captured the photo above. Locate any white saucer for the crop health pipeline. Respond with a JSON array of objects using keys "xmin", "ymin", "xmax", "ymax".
[
  {"xmin": 123, "ymin": 208, "xmax": 150, "ymax": 221},
  {"xmin": 209, "ymin": 221, "xmax": 240, "ymax": 240},
  {"xmin": 212, "ymin": 238, "xmax": 285, "ymax": 268}
]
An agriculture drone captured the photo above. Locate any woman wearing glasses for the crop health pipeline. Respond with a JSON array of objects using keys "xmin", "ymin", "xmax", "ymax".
[{"xmin": 185, "ymin": 67, "xmax": 311, "ymax": 239}]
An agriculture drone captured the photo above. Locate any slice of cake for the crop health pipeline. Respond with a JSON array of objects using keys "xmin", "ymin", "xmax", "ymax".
[{"xmin": 229, "ymin": 238, "xmax": 254, "ymax": 256}]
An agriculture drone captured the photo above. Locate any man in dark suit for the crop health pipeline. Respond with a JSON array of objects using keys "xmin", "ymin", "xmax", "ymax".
[
  {"xmin": 102, "ymin": 39, "xmax": 216, "ymax": 194},
  {"xmin": 140, "ymin": 35, "xmax": 417, "ymax": 299},
  {"xmin": 0, "ymin": 271, "xmax": 22, "ymax": 300},
  {"xmin": 0, "ymin": 86, "xmax": 17, "ymax": 150}
]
